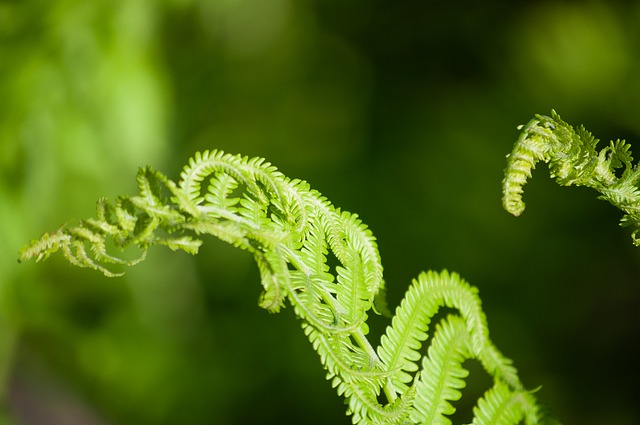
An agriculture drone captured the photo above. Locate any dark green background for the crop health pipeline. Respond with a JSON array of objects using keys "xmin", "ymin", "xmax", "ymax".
[{"xmin": 2, "ymin": 1, "xmax": 640, "ymax": 424}]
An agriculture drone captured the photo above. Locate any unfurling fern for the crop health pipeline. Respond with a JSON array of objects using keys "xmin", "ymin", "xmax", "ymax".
[
  {"xmin": 503, "ymin": 110, "xmax": 640, "ymax": 245},
  {"xmin": 20, "ymin": 150, "xmax": 543, "ymax": 424}
]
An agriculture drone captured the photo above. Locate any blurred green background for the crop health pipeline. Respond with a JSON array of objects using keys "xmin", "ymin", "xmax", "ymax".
[{"xmin": 2, "ymin": 1, "xmax": 640, "ymax": 424}]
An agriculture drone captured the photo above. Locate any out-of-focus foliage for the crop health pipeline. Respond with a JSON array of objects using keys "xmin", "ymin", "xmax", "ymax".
[{"xmin": 1, "ymin": 1, "xmax": 640, "ymax": 424}]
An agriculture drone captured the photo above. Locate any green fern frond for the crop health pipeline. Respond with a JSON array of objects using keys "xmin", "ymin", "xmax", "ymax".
[
  {"xmin": 410, "ymin": 314, "xmax": 471, "ymax": 425},
  {"xmin": 472, "ymin": 381, "xmax": 540, "ymax": 425},
  {"xmin": 20, "ymin": 149, "xmax": 544, "ymax": 424},
  {"xmin": 503, "ymin": 111, "xmax": 640, "ymax": 245},
  {"xmin": 376, "ymin": 270, "xmax": 484, "ymax": 395}
]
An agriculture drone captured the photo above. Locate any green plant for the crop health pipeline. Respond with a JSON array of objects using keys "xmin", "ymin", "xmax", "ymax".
[
  {"xmin": 502, "ymin": 110, "xmax": 640, "ymax": 244},
  {"xmin": 19, "ymin": 150, "xmax": 543, "ymax": 424}
]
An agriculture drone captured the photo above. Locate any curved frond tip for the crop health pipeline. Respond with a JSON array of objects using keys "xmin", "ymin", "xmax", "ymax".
[{"xmin": 504, "ymin": 110, "xmax": 640, "ymax": 246}]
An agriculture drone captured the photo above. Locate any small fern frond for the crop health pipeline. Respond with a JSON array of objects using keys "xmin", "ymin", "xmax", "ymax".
[
  {"xmin": 21, "ymin": 149, "xmax": 546, "ymax": 424},
  {"xmin": 205, "ymin": 173, "xmax": 241, "ymax": 212},
  {"xmin": 19, "ymin": 228, "xmax": 70, "ymax": 264},
  {"xmin": 503, "ymin": 111, "xmax": 640, "ymax": 246},
  {"xmin": 472, "ymin": 381, "xmax": 540, "ymax": 425},
  {"xmin": 410, "ymin": 315, "xmax": 471, "ymax": 425}
]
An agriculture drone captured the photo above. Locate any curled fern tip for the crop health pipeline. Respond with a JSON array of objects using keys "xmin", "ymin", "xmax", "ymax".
[{"xmin": 503, "ymin": 110, "xmax": 640, "ymax": 246}]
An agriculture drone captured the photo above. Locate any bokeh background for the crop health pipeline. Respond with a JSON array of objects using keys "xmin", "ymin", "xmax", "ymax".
[{"xmin": 2, "ymin": 1, "xmax": 640, "ymax": 424}]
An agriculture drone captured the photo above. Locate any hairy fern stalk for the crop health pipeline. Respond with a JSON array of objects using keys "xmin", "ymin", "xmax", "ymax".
[
  {"xmin": 21, "ymin": 150, "xmax": 543, "ymax": 424},
  {"xmin": 503, "ymin": 110, "xmax": 640, "ymax": 245}
]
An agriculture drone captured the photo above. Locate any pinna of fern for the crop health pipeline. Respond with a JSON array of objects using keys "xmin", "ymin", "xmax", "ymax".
[{"xmin": 20, "ymin": 149, "xmax": 544, "ymax": 424}]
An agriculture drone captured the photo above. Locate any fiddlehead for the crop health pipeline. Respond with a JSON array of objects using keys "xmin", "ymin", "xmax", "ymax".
[
  {"xmin": 21, "ymin": 149, "xmax": 544, "ymax": 424},
  {"xmin": 503, "ymin": 110, "xmax": 640, "ymax": 244}
]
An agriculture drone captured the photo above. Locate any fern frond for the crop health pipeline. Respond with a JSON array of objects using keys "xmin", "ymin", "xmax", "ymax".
[
  {"xmin": 21, "ymin": 149, "xmax": 545, "ymax": 424},
  {"xmin": 473, "ymin": 381, "xmax": 540, "ymax": 425},
  {"xmin": 503, "ymin": 110, "xmax": 640, "ymax": 245},
  {"xmin": 410, "ymin": 315, "xmax": 471, "ymax": 425},
  {"xmin": 378, "ymin": 271, "xmax": 490, "ymax": 380},
  {"xmin": 19, "ymin": 228, "xmax": 71, "ymax": 263}
]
